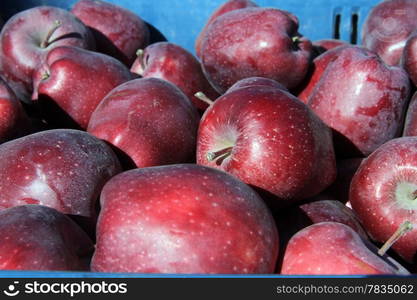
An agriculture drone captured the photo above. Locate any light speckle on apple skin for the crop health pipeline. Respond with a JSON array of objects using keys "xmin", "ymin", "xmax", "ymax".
[
  {"xmin": 0, "ymin": 205, "xmax": 93, "ymax": 271},
  {"xmin": 306, "ymin": 46, "xmax": 410, "ymax": 156},
  {"xmin": 87, "ymin": 78, "xmax": 200, "ymax": 168},
  {"xmin": 200, "ymin": 7, "xmax": 313, "ymax": 94},
  {"xmin": 0, "ymin": 6, "xmax": 95, "ymax": 102},
  {"xmin": 281, "ymin": 222, "xmax": 404, "ymax": 275},
  {"xmin": 0, "ymin": 129, "xmax": 121, "ymax": 217},
  {"xmin": 91, "ymin": 164, "xmax": 279, "ymax": 274},
  {"xmin": 32, "ymin": 46, "xmax": 133, "ymax": 129},
  {"xmin": 350, "ymin": 137, "xmax": 417, "ymax": 263},
  {"xmin": 72, "ymin": 0, "xmax": 149, "ymax": 65},
  {"xmin": 197, "ymin": 86, "xmax": 336, "ymax": 203}
]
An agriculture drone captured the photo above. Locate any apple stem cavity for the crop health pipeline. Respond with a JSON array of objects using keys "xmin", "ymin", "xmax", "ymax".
[
  {"xmin": 207, "ymin": 146, "xmax": 233, "ymax": 164},
  {"xmin": 135, "ymin": 49, "xmax": 145, "ymax": 76},
  {"xmin": 194, "ymin": 91, "xmax": 214, "ymax": 106},
  {"xmin": 41, "ymin": 20, "xmax": 62, "ymax": 48},
  {"xmin": 378, "ymin": 221, "xmax": 413, "ymax": 256}
]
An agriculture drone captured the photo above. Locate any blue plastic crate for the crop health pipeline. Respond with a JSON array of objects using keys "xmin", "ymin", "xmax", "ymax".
[
  {"xmin": 0, "ymin": 0, "xmax": 381, "ymax": 278},
  {"xmin": 1, "ymin": 0, "xmax": 380, "ymax": 54}
]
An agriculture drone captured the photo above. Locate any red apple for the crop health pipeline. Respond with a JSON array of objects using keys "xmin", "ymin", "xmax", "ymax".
[
  {"xmin": 195, "ymin": 0, "xmax": 258, "ymax": 58},
  {"xmin": 281, "ymin": 222, "xmax": 409, "ymax": 275},
  {"xmin": 226, "ymin": 77, "xmax": 288, "ymax": 93},
  {"xmin": 32, "ymin": 46, "xmax": 133, "ymax": 129},
  {"xmin": 362, "ymin": 0, "xmax": 417, "ymax": 66},
  {"xmin": 200, "ymin": 7, "xmax": 313, "ymax": 93},
  {"xmin": 305, "ymin": 46, "xmax": 410, "ymax": 157},
  {"xmin": 196, "ymin": 85, "xmax": 336, "ymax": 206},
  {"xmin": 0, "ymin": 205, "xmax": 93, "ymax": 271},
  {"xmin": 87, "ymin": 78, "xmax": 200, "ymax": 168},
  {"xmin": 312, "ymin": 39, "xmax": 348, "ymax": 57},
  {"xmin": 403, "ymin": 91, "xmax": 417, "ymax": 136},
  {"xmin": 0, "ymin": 6, "xmax": 95, "ymax": 102},
  {"xmin": 91, "ymin": 164, "xmax": 278, "ymax": 273},
  {"xmin": 0, "ymin": 129, "xmax": 121, "ymax": 218},
  {"xmin": 0, "ymin": 77, "xmax": 30, "ymax": 143},
  {"xmin": 72, "ymin": 0, "xmax": 149, "ymax": 65},
  {"xmin": 350, "ymin": 137, "xmax": 417, "ymax": 264},
  {"xmin": 131, "ymin": 42, "xmax": 219, "ymax": 111},
  {"xmin": 402, "ymin": 31, "xmax": 417, "ymax": 86}
]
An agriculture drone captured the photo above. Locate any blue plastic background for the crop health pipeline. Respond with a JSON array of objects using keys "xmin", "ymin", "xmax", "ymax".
[
  {"xmin": 0, "ymin": 0, "xmax": 381, "ymax": 277},
  {"xmin": 0, "ymin": 0, "xmax": 381, "ymax": 54}
]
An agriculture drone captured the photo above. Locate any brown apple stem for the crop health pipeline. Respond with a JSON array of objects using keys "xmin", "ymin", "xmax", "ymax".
[
  {"xmin": 207, "ymin": 146, "xmax": 233, "ymax": 162},
  {"xmin": 41, "ymin": 20, "xmax": 62, "ymax": 48},
  {"xmin": 194, "ymin": 92, "xmax": 214, "ymax": 106},
  {"xmin": 135, "ymin": 49, "xmax": 145, "ymax": 76},
  {"xmin": 377, "ymin": 221, "xmax": 413, "ymax": 256}
]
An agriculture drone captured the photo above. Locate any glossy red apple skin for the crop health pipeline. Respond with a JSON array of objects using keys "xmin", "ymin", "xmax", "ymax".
[
  {"xmin": 362, "ymin": 0, "xmax": 417, "ymax": 66},
  {"xmin": 0, "ymin": 77, "xmax": 30, "ymax": 143},
  {"xmin": 91, "ymin": 164, "xmax": 278, "ymax": 273},
  {"xmin": 72, "ymin": 0, "xmax": 149, "ymax": 65},
  {"xmin": 350, "ymin": 137, "xmax": 417, "ymax": 263},
  {"xmin": 0, "ymin": 6, "xmax": 95, "ymax": 102},
  {"xmin": 0, "ymin": 205, "xmax": 93, "ymax": 271},
  {"xmin": 403, "ymin": 92, "xmax": 417, "ymax": 136},
  {"xmin": 281, "ymin": 222, "xmax": 409, "ymax": 275},
  {"xmin": 306, "ymin": 46, "xmax": 410, "ymax": 157},
  {"xmin": 226, "ymin": 77, "xmax": 288, "ymax": 93},
  {"xmin": 32, "ymin": 46, "xmax": 133, "ymax": 129},
  {"xmin": 87, "ymin": 78, "xmax": 200, "ymax": 168},
  {"xmin": 195, "ymin": 0, "xmax": 258, "ymax": 58},
  {"xmin": 402, "ymin": 32, "xmax": 417, "ymax": 86},
  {"xmin": 197, "ymin": 86, "xmax": 336, "ymax": 206},
  {"xmin": 0, "ymin": 129, "xmax": 121, "ymax": 218},
  {"xmin": 131, "ymin": 42, "xmax": 219, "ymax": 111},
  {"xmin": 200, "ymin": 7, "xmax": 313, "ymax": 94}
]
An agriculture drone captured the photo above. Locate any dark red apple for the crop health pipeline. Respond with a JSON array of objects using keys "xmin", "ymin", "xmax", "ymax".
[
  {"xmin": 0, "ymin": 6, "xmax": 95, "ymax": 102},
  {"xmin": 0, "ymin": 205, "xmax": 93, "ymax": 271},
  {"xmin": 312, "ymin": 39, "xmax": 347, "ymax": 57},
  {"xmin": 87, "ymin": 78, "xmax": 200, "ymax": 168},
  {"xmin": 403, "ymin": 91, "xmax": 417, "ymax": 136},
  {"xmin": 32, "ymin": 46, "xmax": 133, "ymax": 129},
  {"xmin": 281, "ymin": 222, "xmax": 409, "ymax": 275},
  {"xmin": 226, "ymin": 77, "xmax": 288, "ymax": 93},
  {"xmin": 0, "ymin": 129, "xmax": 121, "ymax": 218},
  {"xmin": 72, "ymin": 0, "xmax": 149, "ymax": 65},
  {"xmin": 362, "ymin": 0, "xmax": 417, "ymax": 66},
  {"xmin": 91, "ymin": 164, "xmax": 278, "ymax": 273},
  {"xmin": 350, "ymin": 137, "xmax": 417, "ymax": 264},
  {"xmin": 196, "ymin": 85, "xmax": 336, "ymax": 206},
  {"xmin": 131, "ymin": 42, "xmax": 219, "ymax": 111},
  {"xmin": 304, "ymin": 46, "xmax": 410, "ymax": 157},
  {"xmin": 0, "ymin": 77, "xmax": 30, "ymax": 143},
  {"xmin": 195, "ymin": 0, "xmax": 258, "ymax": 58},
  {"xmin": 200, "ymin": 7, "xmax": 313, "ymax": 93},
  {"xmin": 402, "ymin": 31, "xmax": 417, "ymax": 86}
]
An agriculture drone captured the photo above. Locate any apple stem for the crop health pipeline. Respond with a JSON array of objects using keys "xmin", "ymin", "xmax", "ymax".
[
  {"xmin": 41, "ymin": 20, "xmax": 62, "ymax": 48},
  {"xmin": 377, "ymin": 221, "xmax": 413, "ymax": 256},
  {"xmin": 207, "ymin": 146, "xmax": 233, "ymax": 163},
  {"xmin": 41, "ymin": 72, "xmax": 50, "ymax": 80},
  {"xmin": 194, "ymin": 92, "xmax": 214, "ymax": 106},
  {"xmin": 135, "ymin": 49, "xmax": 145, "ymax": 76}
]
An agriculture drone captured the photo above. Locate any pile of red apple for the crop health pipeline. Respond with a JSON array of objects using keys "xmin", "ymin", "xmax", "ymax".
[{"xmin": 1, "ymin": 0, "xmax": 417, "ymax": 275}]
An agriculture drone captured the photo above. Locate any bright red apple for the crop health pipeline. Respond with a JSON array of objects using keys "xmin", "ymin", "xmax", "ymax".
[
  {"xmin": 87, "ymin": 78, "xmax": 200, "ymax": 168},
  {"xmin": 350, "ymin": 137, "xmax": 417, "ymax": 264},
  {"xmin": 72, "ymin": 0, "xmax": 149, "ymax": 65},
  {"xmin": 200, "ymin": 7, "xmax": 313, "ymax": 93},
  {"xmin": 32, "ymin": 46, "xmax": 133, "ymax": 129},
  {"xmin": 196, "ymin": 85, "xmax": 336, "ymax": 206},
  {"xmin": 91, "ymin": 164, "xmax": 278, "ymax": 273},
  {"xmin": 131, "ymin": 42, "xmax": 219, "ymax": 111},
  {"xmin": 0, "ymin": 205, "xmax": 93, "ymax": 271},
  {"xmin": 0, "ymin": 6, "xmax": 95, "ymax": 102},
  {"xmin": 0, "ymin": 129, "xmax": 121, "ymax": 218},
  {"xmin": 195, "ymin": 0, "xmax": 258, "ymax": 58},
  {"xmin": 281, "ymin": 222, "xmax": 409, "ymax": 275},
  {"xmin": 362, "ymin": 0, "xmax": 417, "ymax": 66}
]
